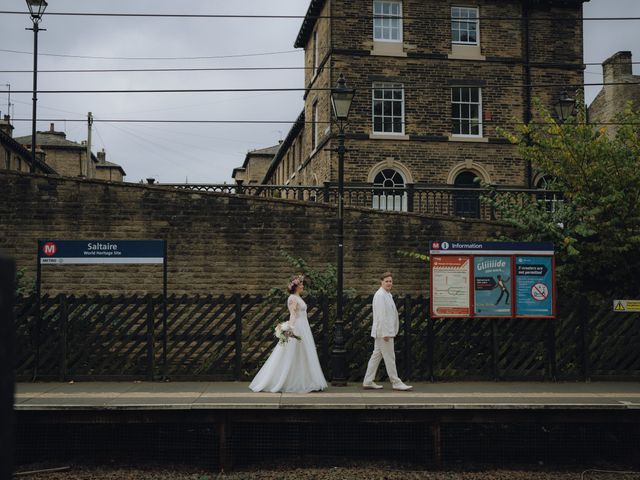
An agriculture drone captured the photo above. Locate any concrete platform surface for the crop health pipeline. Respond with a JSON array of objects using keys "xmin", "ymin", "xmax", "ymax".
[{"xmin": 13, "ymin": 381, "xmax": 640, "ymax": 411}]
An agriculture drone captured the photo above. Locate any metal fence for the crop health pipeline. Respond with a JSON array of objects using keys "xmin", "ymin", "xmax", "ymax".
[
  {"xmin": 161, "ymin": 183, "xmax": 562, "ymax": 220},
  {"xmin": 14, "ymin": 294, "xmax": 640, "ymax": 382}
]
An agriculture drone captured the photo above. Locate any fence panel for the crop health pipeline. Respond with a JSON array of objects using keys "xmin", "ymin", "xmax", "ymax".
[
  {"xmin": 162, "ymin": 294, "xmax": 237, "ymax": 379},
  {"xmin": 65, "ymin": 295, "xmax": 151, "ymax": 378},
  {"xmin": 13, "ymin": 293, "xmax": 640, "ymax": 381},
  {"xmin": 588, "ymin": 306, "xmax": 640, "ymax": 379}
]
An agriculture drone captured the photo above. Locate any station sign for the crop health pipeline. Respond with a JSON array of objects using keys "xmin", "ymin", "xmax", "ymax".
[
  {"xmin": 429, "ymin": 241, "xmax": 555, "ymax": 319},
  {"xmin": 38, "ymin": 240, "xmax": 165, "ymax": 265}
]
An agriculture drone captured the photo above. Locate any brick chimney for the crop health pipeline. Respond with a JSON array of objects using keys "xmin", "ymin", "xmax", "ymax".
[
  {"xmin": 0, "ymin": 115, "xmax": 14, "ymax": 137},
  {"xmin": 603, "ymin": 51, "xmax": 633, "ymax": 85},
  {"xmin": 38, "ymin": 123, "xmax": 65, "ymax": 138},
  {"xmin": 97, "ymin": 148, "xmax": 106, "ymax": 164}
]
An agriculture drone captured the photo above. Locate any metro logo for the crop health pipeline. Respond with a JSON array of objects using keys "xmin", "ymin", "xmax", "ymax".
[{"xmin": 43, "ymin": 242, "xmax": 57, "ymax": 256}]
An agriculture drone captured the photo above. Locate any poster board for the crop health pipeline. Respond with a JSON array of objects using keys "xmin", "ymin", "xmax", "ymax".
[{"xmin": 429, "ymin": 241, "xmax": 555, "ymax": 319}]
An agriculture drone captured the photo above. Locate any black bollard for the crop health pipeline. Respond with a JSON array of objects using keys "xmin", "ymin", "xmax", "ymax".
[{"xmin": 0, "ymin": 255, "xmax": 16, "ymax": 480}]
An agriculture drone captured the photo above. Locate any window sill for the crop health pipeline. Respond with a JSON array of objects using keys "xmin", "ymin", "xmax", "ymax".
[
  {"xmin": 370, "ymin": 41, "xmax": 407, "ymax": 57},
  {"xmin": 369, "ymin": 133, "xmax": 410, "ymax": 140},
  {"xmin": 448, "ymin": 135, "xmax": 489, "ymax": 143},
  {"xmin": 448, "ymin": 44, "xmax": 486, "ymax": 61}
]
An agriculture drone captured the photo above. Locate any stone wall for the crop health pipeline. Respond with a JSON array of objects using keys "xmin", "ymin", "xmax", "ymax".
[{"xmin": 0, "ymin": 171, "xmax": 511, "ymax": 296}]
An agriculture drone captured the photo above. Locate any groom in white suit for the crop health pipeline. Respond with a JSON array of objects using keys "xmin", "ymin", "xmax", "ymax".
[{"xmin": 362, "ymin": 272, "xmax": 413, "ymax": 391}]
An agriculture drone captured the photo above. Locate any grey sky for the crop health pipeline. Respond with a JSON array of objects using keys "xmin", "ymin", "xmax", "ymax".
[{"xmin": 1, "ymin": 0, "xmax": 638, "ymax": 184}]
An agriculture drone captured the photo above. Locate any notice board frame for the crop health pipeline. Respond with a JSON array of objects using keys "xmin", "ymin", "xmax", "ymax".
[{"xmin": 429, "ymin": 241, "xmax": 556, "ymax": 319}]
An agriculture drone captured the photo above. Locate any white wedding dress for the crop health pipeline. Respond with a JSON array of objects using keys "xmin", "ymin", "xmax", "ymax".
[{"xmin": 249, "ymin": 294, "xmax": 328, "ymax": 393}]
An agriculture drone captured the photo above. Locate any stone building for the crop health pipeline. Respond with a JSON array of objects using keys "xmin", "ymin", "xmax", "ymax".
[
  {"xmin": 232, "ymin": 143, "xmax": 282, "ymax": 185},
  {"xmin": 589, "ymin": 51, "xmax": 640, "ymax": 137},
  {"xmin": 0, "ymin": 115, "xmax": 56, "ymax": 175},
  {"xmin": 95, "ymin": 148, "xmax": 127, "ymax": 182},
  {"xmin": 15, "ymin": 123, "xmax": 125, "ymax": 181},
  {"xmin": 239, "ymin": 0, "xmax": 588, "ymax": 212}
]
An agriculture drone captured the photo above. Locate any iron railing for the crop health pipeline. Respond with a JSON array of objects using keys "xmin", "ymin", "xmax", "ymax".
[{"xmin": 161, "ymin": 183, "xmax": 562, "ymax": 220}]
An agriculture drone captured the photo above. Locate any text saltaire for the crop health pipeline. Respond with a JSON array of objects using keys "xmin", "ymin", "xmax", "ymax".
[{"xmin": 87, "ymin": 242, "xmax": 118, "ymax": 251}]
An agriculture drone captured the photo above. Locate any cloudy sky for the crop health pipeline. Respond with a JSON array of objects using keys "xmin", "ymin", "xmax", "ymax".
[{"xmin": 1, "ymin": 0, "xmax": 638, "ymax": 184}]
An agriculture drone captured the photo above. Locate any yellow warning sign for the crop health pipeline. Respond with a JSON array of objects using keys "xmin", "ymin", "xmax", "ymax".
[{"xmin": 613, "ymin": 300, "xmax": 640, "ymax": 312}]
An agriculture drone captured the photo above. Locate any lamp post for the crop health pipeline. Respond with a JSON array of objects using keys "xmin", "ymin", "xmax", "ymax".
[
  {"xmin": 26, "ymin": 0, "xmax": 48, "ymax": 173},
  {"xmin": 329, "ymin": 74, "xmax": 355, "ymax": 386},
  {"xmin": 554, "ymin": 90, "xmax": 576, "ymax": 123}
]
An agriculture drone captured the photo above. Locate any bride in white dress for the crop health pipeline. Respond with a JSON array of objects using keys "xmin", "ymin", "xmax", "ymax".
[{"xmin": 249, "ymin": 275, "xmax": 328, "ymax": 393}]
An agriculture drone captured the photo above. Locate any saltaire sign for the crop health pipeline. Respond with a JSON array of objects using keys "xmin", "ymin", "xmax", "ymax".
[{"xmin": 39, "ymin": 240, "xmax": 165, "ymax": 264}]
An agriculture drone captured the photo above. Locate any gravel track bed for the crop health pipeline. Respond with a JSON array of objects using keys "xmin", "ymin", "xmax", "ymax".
[{"xmin": 13, "ymin": 465, "xmax": 640, "ymax": 480}]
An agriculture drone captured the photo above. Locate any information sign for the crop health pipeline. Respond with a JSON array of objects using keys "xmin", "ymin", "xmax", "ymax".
[
  {"xmin": 431, "ymin": 256, "xmax": 471, "ymax": 317},
  {"xmin": 515, "ymin": 256, "xmax": 553, "ymax": 317},
  {"xmin": 429, "ymin": 241, "xmax": 555, "ymax": 318},
  {"xmin": 474, "ymin": 256, "xmax": 512, "ymax": 317}
]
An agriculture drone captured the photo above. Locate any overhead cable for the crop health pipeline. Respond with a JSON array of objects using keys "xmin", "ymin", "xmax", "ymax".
[
  {"xmin": 0, "ymin": 10, "xmax": 638, "ymax": 21},
  {"xmin": 3, "ymin": 82, "xmax": 639, "ymax": 95}
]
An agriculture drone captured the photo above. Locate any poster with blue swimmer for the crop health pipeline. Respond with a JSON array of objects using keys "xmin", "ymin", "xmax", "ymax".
[
  {"xmin": 474, "ymin": 256, "xmax": 512, "ymax": 317},
  {"xmin": 515, "ymin": 256, "xmax": 554, "ymax": 316}
]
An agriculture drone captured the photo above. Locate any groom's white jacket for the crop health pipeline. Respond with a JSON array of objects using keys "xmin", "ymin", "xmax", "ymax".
[{"xmin": 371, "ymin": 287, "xmax": 399, "ymax": 338}]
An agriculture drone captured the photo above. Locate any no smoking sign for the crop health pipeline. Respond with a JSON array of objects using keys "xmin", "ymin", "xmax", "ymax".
[{"xmin": 530, "ymin": 282, "xmax": 549, "ymax": 301}]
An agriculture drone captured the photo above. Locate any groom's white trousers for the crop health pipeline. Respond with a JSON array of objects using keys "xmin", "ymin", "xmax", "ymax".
[{"xmin": 363, "ymin": 337, "xmax": 401, "ymax": 385}]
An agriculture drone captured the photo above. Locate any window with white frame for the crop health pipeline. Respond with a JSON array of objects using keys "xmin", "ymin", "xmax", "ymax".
[
  {"xmin": 373, "ymin": 83, "xmax": 404, "ymax": 134},
  {"xmin": 373, "ymin": 1, "xmax": 403, "ymax": 42},
  {"xmin": 451, "ymin": 6, "xmax": 479, "ymax": 45},
  {"xmin": 451, "ymin": 86, "xmax": 482, "ymax": 137}
]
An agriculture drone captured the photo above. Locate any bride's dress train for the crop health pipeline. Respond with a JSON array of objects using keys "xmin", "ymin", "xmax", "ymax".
[{"xmin": 249, "ymin": 294, "xmax": 327, "ymax": 393}]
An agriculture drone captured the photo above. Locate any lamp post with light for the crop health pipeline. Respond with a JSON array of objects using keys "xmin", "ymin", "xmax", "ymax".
[
  {"xmin": 26, "ymin": 0, "xmax": 48, "ymax": 173},
  {"xmin": 555, "ymin": 90, "xmax": 576, "ymax": 123},
  {"xmin": 329, "ymin": 74, "xmax": 355, "ymax": 386}
]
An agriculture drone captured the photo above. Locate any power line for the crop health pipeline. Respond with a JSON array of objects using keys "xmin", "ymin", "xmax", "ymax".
[
  {"xmin": 0, "ymin": 64, "xmax": 635, "ymax": 75},
  {"xmin": 1, "ymin": 10, "xmax": 638, "ymax": 21},
  {"xmin": 9, "ymin": 118, "xmax": 640, "ymax": 127},
  {"xmin": 0, "ymin": 66, "xmax": 310, "ymax": 74},
  {"xmin": 0, "ymin": 48, "xmax": 299, "ymax": 61},
  {"xmin": 3, "ymin": 82, "xmax": 639, "ymax": 95}
]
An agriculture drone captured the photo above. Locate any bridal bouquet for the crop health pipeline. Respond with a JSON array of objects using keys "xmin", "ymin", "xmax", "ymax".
[{"xmin": 274, "ymin": 321, "xmax": 301, "ymax": 344}]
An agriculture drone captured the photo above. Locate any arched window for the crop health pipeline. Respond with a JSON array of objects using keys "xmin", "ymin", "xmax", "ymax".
[
  {"xmin": 372, "ymin": 168, "xmax": 407, "ymax": 211},
  {"xmin": 535, "ymin": 175, "xmax": 562, "ymax": 212},
  {"xmin": 453, "ymin": 171, "xmax": 480, "ymax": 218}
]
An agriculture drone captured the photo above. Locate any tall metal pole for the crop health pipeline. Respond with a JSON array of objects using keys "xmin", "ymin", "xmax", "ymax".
[
  {"xmin": 331, "ymin": 126, "xmax": 347, "ymax": 386},
  {"xmin": 29, "ymin": 22, "xmax": 40, "ymax": 173}
]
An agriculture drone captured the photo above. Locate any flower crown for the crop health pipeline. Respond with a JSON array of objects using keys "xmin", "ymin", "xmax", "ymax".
[{"xmin": 288, "ymin": 274, "xmax": 305, "ymax": 291}]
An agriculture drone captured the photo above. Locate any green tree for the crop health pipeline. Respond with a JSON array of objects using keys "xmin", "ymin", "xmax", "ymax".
[{"xmin": 490, "ymin": 100, "xmax": 640, "ymax": 301}]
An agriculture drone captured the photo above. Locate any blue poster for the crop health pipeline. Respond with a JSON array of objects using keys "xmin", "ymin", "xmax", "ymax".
[
  {"xmin": 515, "ymin": 256, "xmax": 553, "ymax": 316},
  {"xmin": 474, "ymin": 256, "xmax": 512, "ymax": 317}
]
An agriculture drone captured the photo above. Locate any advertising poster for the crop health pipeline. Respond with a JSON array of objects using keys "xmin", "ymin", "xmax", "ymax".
[
  {"xmin": 431, "ymin": 255, "xmax": 470, "ymax": 317},
  {"xmin": 515, "ymin": 256, "xmax": 553, "ymax": 316},
  {"xmin": 474, "ymin": 256, "xmax": 512, "ymax": 317}
]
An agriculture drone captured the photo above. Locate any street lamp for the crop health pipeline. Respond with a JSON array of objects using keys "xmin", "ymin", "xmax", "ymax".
[
  {"xmin": 330, "ymin": 74, "xmax": 355, "ymax": 386},
  {"xmin": 26, "ymin": 0, "xmax": 48, "ymax": 173},
  {"xmin": 554, "ymin": 90, "xmax": 575, "ymax": 123}
]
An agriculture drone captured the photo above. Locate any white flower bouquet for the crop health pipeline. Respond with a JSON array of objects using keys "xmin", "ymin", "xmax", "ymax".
[{"xmin": 274, "ymin": 321, "xmax": 302, "ymax": 344}]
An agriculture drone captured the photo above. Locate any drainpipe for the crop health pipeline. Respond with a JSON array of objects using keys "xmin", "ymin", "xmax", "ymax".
[{"xmin": 523, "ymin": 0, "xmax": 533, "ymax": 188}]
